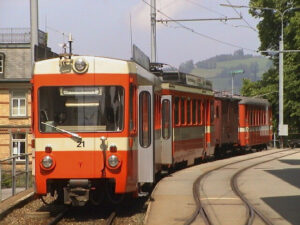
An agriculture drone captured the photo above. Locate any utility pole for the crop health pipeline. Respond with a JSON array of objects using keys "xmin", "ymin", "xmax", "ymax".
[
  {"xmin": 150, "ymin": 0, "xmax": 242, "ymax": 64},
  {"xmin": 30, "ymin": 0, "xmax": 39, "ymax": 65},
  {"xmin": 150, "ymin": 0, "xmax": 156, "ymax": 63}
]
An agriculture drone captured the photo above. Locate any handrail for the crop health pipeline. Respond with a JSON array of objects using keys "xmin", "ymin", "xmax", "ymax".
[
  {"xmin": 0, "ymin": 153, "xmax": 32, "ymax": 201},
  {"xmin": 0, "ymin": 153, "xmax": 32, "ymax": 163}
]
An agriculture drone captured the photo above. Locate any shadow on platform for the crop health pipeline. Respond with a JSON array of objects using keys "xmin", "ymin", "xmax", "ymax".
[
  {"xmin": 262, "ymin": 195, "xmax": 300, "ymax": 225},
  {"xmin": 279, "ymin": 159, "xmax": 300, "ymax": 166},
  {"xmin": 265, "ymin": 168, "xmax": 300, "ymax": 189}
]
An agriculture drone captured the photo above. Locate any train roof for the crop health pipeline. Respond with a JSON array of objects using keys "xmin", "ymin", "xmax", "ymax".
[
  {"xmin": 234, "ymin": 96, "xmax": 270, "ymax": 106},
  {"xmin": 34, "ymin": 55, "xmax": 139, "ymax": 75},
  {"xmin": 150, "ymin": 62, "xmax": 213, "ymax": 91},
  {"xmin": 33, "ymin": 55, "xmax": 162, "ymax": 91},
  {"xmin": 214, "ymin": 93, "xmax": 270, "ymax": 106}
]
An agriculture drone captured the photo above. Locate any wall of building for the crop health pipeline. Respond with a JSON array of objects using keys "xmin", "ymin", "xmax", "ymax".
[
  {"xmin": 0, "ymin": 46, "xmax": 32, "ymax": 79},
  {"xmin": 0, "ymin": 85, "xmax": 32, "ymax": 160}
]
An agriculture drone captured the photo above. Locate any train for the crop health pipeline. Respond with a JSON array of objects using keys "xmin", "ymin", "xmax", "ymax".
[{"xmin": 31, "ymin": 48, "xmax": 272, "ymax": 206}]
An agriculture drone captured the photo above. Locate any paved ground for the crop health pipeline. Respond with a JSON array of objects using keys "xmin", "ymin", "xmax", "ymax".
[
  {"xmin": 145, "ymin": 148, "xmax": 300, "ymax": 225},
  {"xmin": 0, "ymin": 188, "xmax": 34, "ymax": 220},
  {"xmin": 240, "ymin": 151, "xmax": 300, "ymax": 225},
  {"xmin": 1, "ymin": 188, "xmax": 25, "ymax": 201}
]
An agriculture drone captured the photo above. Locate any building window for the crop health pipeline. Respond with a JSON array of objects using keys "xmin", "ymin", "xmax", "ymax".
[
  {"xmin": 12, "ymin": 133, "xmax": 26, "ymax": 160},
  {"xmin": 11, "ymin": 90, "xmax": 27, "ymax": 117},
  {"xmin": 0, "ymin": 53, "xmax": 4, "ymax": 77}
]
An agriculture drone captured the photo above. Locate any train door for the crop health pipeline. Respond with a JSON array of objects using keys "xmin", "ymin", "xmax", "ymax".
[
  {"xmin": 161, "ymin": 95, "xmax": 172, "ymax": 164},
  {"xmin": 138, "ymin": 86, "xmax": 154, "ymax": 183}
]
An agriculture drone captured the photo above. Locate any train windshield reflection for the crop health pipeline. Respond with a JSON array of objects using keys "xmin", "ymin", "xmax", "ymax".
[{"xmin": 39, "ymin": 86, "xmax": 124, "ymax": 132}]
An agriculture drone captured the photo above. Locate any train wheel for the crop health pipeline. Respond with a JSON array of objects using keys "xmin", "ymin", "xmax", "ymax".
[
  {"xmin": 105, "ymin": 180, "xmax": 125, "ymax": 205},
  {"xmin": 90, "ymin": 189, "xmax": 105, "ymax": 206}
]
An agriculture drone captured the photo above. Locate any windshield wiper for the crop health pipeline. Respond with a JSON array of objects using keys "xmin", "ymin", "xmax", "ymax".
[{"xmin": 41, "ymin": 122, "xmax": 82, "ymax": 142}]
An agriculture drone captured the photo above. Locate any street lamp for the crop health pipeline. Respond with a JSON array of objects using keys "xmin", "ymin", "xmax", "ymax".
[
  {"xmin": 221, "ymin": 4, "xmax": 300, "ymax": 147},
  {"xmin": 230, "ymin": 69, "xmax": 244, "ymax": 96}
]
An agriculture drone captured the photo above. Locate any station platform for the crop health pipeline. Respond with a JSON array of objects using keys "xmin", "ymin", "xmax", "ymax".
[
  {"xmin": 144, "ymin": 148, "xmax": 300, "ymax": 225},
  {"xmin": 0, "ymin": 188, "xmax": 33, "ymax": 220}
]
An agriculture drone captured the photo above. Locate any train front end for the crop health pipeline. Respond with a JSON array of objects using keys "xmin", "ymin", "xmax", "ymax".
[{"xmin": 31, "ymin": 56, "xmax": 138, "ymax": 206}]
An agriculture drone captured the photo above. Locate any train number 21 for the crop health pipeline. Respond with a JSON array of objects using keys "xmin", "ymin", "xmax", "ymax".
[{"xmin": 77, "ymin": 141, "xmax": 85, "ymax": 148}]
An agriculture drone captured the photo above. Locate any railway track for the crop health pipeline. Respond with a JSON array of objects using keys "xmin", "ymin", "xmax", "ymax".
[
  {"xmin": 47, "ymin": 207, "xmax": 117, "ymax": 225},
  {"xmin": 46, "ymin": 207, "xmax": 117, "ymax": 225},
  {"xmin": 185, "ymin": 148, "xmax": 299, "ymax": 225},
  {"xmin": 47, "ymin": 206, "xmax": 70, "ymax": 225}
]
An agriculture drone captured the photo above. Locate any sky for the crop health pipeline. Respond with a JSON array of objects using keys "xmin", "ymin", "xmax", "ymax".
[{"xmin": 0, "ymin": 0, "xmax": 261, "ymax": 67}]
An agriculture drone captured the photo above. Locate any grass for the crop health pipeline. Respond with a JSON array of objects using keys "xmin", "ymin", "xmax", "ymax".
[{"xmin": 1, "ymin": 171, "xmax": 32, "ymax": 188}]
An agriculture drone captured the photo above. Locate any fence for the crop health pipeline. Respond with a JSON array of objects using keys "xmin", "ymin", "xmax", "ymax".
[
  {"xmin": 0, "ymin": 28, "xmax": 47, "ymax": 46},
  {"xmin": 0, "ymin": 153, "xmax": 32, "ymax": 201}
]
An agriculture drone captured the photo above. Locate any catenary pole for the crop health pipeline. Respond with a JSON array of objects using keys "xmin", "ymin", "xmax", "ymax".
[
  {"xmin": 30, "ymin": 0, "xmax": 39, "ymax": 65},
  {"xmin": 151, "ymin": 0, "xmax": 156, "ymax": 63}
]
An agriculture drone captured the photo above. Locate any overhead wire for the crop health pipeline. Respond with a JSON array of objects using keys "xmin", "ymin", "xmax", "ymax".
[
  {"xmin": 224, "ymin": 0, "xmax": 257, "ymax": 32},
  {"xmin": 186, "ymin": 0, "xmax": 252, "ymax": 30},
  {"xmin": 186, "ymin": 0, "xmax": 228, "ymax": 17},
  {"xmin": 142, "ymin": 0, "xmax": 258, "ymax": 53}
]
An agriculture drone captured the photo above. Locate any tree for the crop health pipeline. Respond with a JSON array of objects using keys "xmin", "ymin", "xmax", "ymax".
[
  {"xmin": 243, "ymin": 0, "xmax": 300, "ymax": 132},
  {"xmin": 179, "ymin": 60, "xmax": 195, "ymax": 73}
]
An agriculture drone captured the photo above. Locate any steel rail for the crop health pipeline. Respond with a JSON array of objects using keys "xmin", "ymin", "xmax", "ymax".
[
  {"xmin": 47, "ymin": 207, "xmax": 70, "ymax": 225},
  {"xmin": 105, "ymin": 211, "xmax": 117, "ymax": 225},
  {"xmin": 231, "ymin": 150, "xmax": 299, "ymax": 225},
  {"xmin": 184, "ymin": 148, "xmax": 294, "ymax": 225}
]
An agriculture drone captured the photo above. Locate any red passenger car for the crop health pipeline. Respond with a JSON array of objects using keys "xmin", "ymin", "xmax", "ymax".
[
  {"xmin": 214, "ymin": 95, "xmax": 239, "ymax": 156},
  {"xmin": 237, "ymin": 97, "xmax": 272, "ymax": 150},
  {"xmin": 158, "ymin": 70, "xmax": 215, "ymax": 167}
]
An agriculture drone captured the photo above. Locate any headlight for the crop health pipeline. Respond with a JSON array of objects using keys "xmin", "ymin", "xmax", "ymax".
[
  {"xmin": 108, "ymin": 155, "xmax": 120, "ymax": 168},
  {"xmin": 42, "ymin": 155, "xmax": 53, "ymax": 169},
  {"xmin": 73, "ymin": 58, "xmax": 88, "ymax": 74}
]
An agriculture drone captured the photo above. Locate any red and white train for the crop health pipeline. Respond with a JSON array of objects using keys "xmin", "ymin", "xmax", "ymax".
[{"xmin": 31, "ymin": 49, "xmax": 272, "ymax": 206}]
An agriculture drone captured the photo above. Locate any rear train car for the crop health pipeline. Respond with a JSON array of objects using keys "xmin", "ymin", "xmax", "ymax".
[{"xmin": 237, "ymin": 96, "xmax": 272, "ymax": 150}]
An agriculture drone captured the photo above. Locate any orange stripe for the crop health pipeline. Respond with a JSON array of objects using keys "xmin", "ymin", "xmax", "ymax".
[{"xmin": 34, "ymin": 150, "xmax": 138, "ymax": 195}]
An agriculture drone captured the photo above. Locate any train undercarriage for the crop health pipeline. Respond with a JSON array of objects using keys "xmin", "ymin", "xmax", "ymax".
[{"xmin": 46, "ymin": 178, "xmax": 125, "ymax": 206}]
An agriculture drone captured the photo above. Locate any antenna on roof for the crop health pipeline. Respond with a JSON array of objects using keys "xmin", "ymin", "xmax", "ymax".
[
  {"xmin": 68, "ymin": 33, "xmax": 73, "ymax": 58},
  {"xmin": 130, "ymin": 14, "xmax": 133, "ymax": 58}
]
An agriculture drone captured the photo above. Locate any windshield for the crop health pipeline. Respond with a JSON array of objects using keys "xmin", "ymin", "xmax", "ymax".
[{"xmin": 39, "ymin": 86, "xmax": 124, "ymax": 132}]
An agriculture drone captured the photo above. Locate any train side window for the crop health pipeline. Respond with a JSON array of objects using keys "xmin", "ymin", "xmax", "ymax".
[
  {"xmin": 255, "ymin": 110, "xmax": 258, "ymax": 126},
  {"xmin": 174, "ymin": 97, "xmax": 179, "ymax": 126},
  {"xmin": 129, "ymin": 84, "xmax": 136, "ymax": 132},
  {"xmin": 162, "ymin": 99, "xmax": 171, "ymax": 139},
  {"xmin": 181, "ymin": 98, "xmax": 186, "ymax": 125},
  {"xmin": 139, "ymin": 91, "xmax": 151, "ymax": 148},
  {"xmin": 198, "ymin": 100, "xmax": 202, "ymax": 125},
  {"xmin": 245, "ymin": 107, "xmax": 249, "ymax": 124},
  {"xmin": 154, "ymin": 95, "xmax": 161, "ymax": 131},
  {"xmin": 192, "ymin": 99, "xmax": 197, "ymax": 124},
  {"xmin": 187, "ymin": 99, "xmax": 191, "ymax": 125},
  {"xmin": 210, "ymin": 100, "xmax": 214, "ymax": 124},
  {"xmin": 249, "ymin": 110, "xmax": 252, "ymax": 126},
  {"xmin": 216, "ymin": 105, "xmax": 219, "ymax": 119}
]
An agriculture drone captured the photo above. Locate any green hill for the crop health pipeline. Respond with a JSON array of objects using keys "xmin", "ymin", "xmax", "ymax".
[{"xmin": 179, "ymin": 50, "xmax": 273, "ymax": 94}]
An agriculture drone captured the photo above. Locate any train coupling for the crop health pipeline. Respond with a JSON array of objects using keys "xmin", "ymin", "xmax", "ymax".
[{"xmin": 64, "ymin": 179, "xmax": 91, "ymax": 206}]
